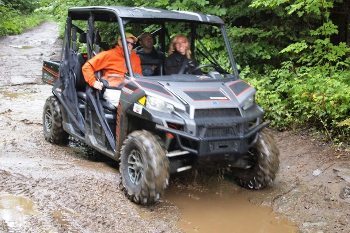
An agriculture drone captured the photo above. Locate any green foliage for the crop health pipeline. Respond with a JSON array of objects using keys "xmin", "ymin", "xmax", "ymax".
[
  {"xmin": 250, "ymin": 0, "xmax": 334, "ymax": 17},
  {"xmin": 246, "ymin": 64, "xmax": 350, "ymax": 140},
  {"xmin": 2, "ymin": 0, "xmax": 39, "ymax": 13},
  {"xmin": 0, "ymin": 1, "xmax": 46, "ymax": 36},
  {"xmin": 239, "ymin": 0, "xmax": 350, "ymax": 141},
  {"xmin": 339, "ymin": 119, "xmax": 350, "ymax": 127}
]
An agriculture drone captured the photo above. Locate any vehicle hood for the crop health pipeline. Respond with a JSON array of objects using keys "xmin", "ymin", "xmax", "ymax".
[{"xmin": 135, "ymin": 78, "xmax": 256, "ymax": 111}]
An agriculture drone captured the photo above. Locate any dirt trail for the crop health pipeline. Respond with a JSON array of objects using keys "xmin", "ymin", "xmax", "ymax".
[{"xmin": 0, "ymin": 22, "xmax": 349, "ymax": 233}]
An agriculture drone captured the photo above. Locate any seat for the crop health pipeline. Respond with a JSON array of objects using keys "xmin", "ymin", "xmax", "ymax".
[
  {"xmin": 101, "ymin": 99, "xmax": 116, "ymax": 123},
  {"xmin": 75, "ymin": 53, "xmax": 87, "ymax": 91},
  {"xmin": 101, "ymin": 99, "xmax": 116, "ymax": 111},
  {"xmin": 94, "ymin": 30, "xmax": 109, "ymax": 53},
  {"xmin": 73, "ymin": 52, "xmax": 87, "ymax": 114}
]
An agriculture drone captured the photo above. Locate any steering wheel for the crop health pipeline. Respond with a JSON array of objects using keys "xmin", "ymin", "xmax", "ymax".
[
  {"xmin": 178, "ymin": 61, "xmax": 217, "ymax": 75},
  {"xmin": 191, "ymin": 63, "xmax": 218, "ymax": 73}
]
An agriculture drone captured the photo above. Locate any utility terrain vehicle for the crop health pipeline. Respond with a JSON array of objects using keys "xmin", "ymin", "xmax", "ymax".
[{"xmin": 42, "ymin": 6, "xmax": 279, "ymax": 205}]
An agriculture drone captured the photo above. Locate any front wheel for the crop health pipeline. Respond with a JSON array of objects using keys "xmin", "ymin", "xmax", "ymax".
[
  {"xmin": 120, "ymin": 130, "xmax": 169, "ymax": 205},
  {"xmin": 230, "ymin": 129, "xmax": 280, "ymax": 190},
  {"xmin": 43, "ymin": 96, "xmax": 69, "ymax": 145}
]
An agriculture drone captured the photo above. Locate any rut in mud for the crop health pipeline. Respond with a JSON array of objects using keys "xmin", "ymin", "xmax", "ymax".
[{"xmin": 0, "ymin": 22, "xmax": 349, "ymax": 233}]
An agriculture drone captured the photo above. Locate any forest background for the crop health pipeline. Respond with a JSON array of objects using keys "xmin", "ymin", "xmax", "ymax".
[{"xmin": 1, "ymin": 0, "xmax": 349, "ymax": 144}]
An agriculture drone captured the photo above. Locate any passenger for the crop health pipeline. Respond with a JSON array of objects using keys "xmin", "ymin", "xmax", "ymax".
[
  {"xmin": 82, "ymin": 32, "xmax": 142, "ymax": 107},
  {"xmin": 136, "ymin": 32, "xmax": 164, "ymax": 76},
  {"xmin": 164, "ymin": 34, "xmax": 201, "ymax": 75}
]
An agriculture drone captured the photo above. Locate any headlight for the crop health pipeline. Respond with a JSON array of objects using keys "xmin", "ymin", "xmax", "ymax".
[
  {"xmin": 242, "ymin": 95, "xmax": 255, "ymax": 110},
  {"xmin": 146, "ymin": 95, "xmax": 175, "ymax": 113}
]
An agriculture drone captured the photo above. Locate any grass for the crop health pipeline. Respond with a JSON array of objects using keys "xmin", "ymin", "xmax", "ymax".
[{"xmin": 0, "ymin": 11, "xmax": 49, "ymax": 37}]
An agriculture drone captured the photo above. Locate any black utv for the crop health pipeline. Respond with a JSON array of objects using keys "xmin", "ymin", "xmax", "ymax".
[{"xmin": 42, "ymin": 6, "xmax": 279, "ymax": 205}]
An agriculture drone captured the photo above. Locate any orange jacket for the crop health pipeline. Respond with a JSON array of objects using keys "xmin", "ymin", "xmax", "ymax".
[{"xmin": 82, "ymin": 46, "xmax": 142, "ymax": 87}]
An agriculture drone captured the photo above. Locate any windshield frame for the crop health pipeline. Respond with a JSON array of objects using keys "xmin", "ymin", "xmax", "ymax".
[
  {"xmin": 69, "ymin": 7, "xmax": 239, "ymax": 80},
  {"xmin": 122, "ymin": 18, "xmax": 239, "ymax": 79}
]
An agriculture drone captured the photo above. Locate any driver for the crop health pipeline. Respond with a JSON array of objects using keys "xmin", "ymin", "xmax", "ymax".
[{"xmin": 164, "ymin": 34, "xmax": 201, "ymax": 75}]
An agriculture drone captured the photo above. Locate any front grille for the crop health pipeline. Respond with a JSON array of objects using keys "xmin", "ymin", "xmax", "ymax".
[
  {"xmin": 194, "ymin": 108, "xmax": 240, "ymax": 118},
  {"xmin": 196, "ymin": 120, "xmax": 258, "ymax": 141},
  {"xmin": 194, "ymin": 108, "xmax": 241, "ymax": 127},
  {"xmin": 204, "ymin": 127, "xmax": 240, "ymax": 138}
]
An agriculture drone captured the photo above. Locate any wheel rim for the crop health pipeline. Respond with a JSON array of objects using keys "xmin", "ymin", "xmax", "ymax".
[
  {"xmin": 44, "ymin": 108, "xmax": 53, "ymax": 132},
  {"xmin": 127, "ymin": 149, "xmax": 143, "ymax": 185}
]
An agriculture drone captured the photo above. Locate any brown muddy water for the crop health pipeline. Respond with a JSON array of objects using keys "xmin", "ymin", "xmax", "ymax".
[
  {"xmin": 0, "ymin": 194, "xmax": 36, "ymax": 228},
  {"xmin": 165, "ymin": 181, "xmax": 297, "ymax": 233},
  {"xmin": 1, "ymin": 90, "xmax": 31, "ymax": 99}
]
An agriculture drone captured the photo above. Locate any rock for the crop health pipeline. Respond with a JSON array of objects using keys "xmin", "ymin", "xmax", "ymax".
[
  {"xmin": 302, "ymin": 221, "xmax": 327, "ymax": 227},
  {"xmin": 313, "ymin": 169, "xmax": 322, "ymax": 176},
  {"xmin": 333, "ymin": 166, "xmax": 350, "ymax": 183},
  {"xmin": 339, "ymin": 185, "xmax": 350, "ymax": 201}
]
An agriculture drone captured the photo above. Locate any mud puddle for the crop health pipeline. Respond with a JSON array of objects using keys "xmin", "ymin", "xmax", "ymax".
[
  {"xmin": 165, "ymin": 181, "xmax": 297, "ymax": 233},
  {"xmin": 9, "ymin": 45, "xmax": 34, "ymax": 49},
  {"xmin": 0, "ymin": 194, "xmax": 36, "ymax": 228},
  {"xmin": 0, "ymin": 90, "xmax": 31, "ymax": 99}
]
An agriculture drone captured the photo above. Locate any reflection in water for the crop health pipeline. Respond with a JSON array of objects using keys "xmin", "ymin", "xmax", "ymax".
[
  {"xmin": 0, "ymin": 194, "xmax": 36, "ymax": 228},
  {"xmin": 166, "ymin": 182, "xmax": 297, "ymax": 233}
]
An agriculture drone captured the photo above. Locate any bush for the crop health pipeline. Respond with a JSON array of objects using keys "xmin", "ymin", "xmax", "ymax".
[
  {"xmin": 0, "ymin": 1, "xmax": 46, "ymax": 36},
  {"xmin": 245, "ymin": 65, "xmax": 350, "ymax": 141}
]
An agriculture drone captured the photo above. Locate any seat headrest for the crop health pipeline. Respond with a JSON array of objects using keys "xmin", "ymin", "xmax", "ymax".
[{"xmin": 79, "ymin": 33, "xmax": 87, "ymax": 43}]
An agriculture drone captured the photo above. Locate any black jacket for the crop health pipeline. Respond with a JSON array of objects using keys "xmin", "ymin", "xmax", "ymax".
[
  {"xmin": 136, "ymin": 47, "xmax": 164, "ymax": 76},
  {"xmin": 164, "ymin": 52, "xmax": 202, "ymax": 75}
]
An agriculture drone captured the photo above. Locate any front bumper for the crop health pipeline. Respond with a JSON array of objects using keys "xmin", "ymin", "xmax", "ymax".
[{"xmin": 156, "ymin": 121, "xmax": 269, "ymax": 156}]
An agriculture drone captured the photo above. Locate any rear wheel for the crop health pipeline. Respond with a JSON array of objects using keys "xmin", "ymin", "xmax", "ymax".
[
  {"xmin": 43, "ymin": 96, "xmax": 69, "ymax": 145},
  {"xmin": 120, "ymin": 130, "xmax": 169, "ymax": 205},
  {"xmin": 231, "ymin": 129, "xmax": 279, "ymax": 190}
]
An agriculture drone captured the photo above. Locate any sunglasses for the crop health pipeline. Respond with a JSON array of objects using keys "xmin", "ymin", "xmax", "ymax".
[{"xmin": 126, "ymin": 41, "xmax": 136, "ymax": 46}]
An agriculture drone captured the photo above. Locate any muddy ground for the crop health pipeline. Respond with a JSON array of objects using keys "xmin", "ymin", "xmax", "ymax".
[{"xmin": 0, "ymin": 22, "xmax": 349, "ymax": 233}]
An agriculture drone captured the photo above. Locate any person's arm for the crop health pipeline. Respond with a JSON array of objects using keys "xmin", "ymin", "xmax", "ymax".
[
  {"xmin": 164, "ymin": 56, "xmax": 173, "ymax": 75},
  {"xmin": 164, "ymin": 55, "xmax": 181, "ymax": 75},
  {"xmin": 191, "ymin": 59, "xmax": 202, "ymax": 75},
  {"xmin": 82, "ymin": 51, "xmax": 108, "ymax": 90},
  {"xmin": 131, "ymin": 53, "xmax": 142, "ymax": 75},
  {"xmin": 81, "ymin": 62, "xmax": 102, "ymax": 89}
]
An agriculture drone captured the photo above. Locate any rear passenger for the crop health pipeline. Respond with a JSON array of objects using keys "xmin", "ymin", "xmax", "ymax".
[{"xmin": 136, "ymin": 32, "xmax": 164, "ymax": 76}]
